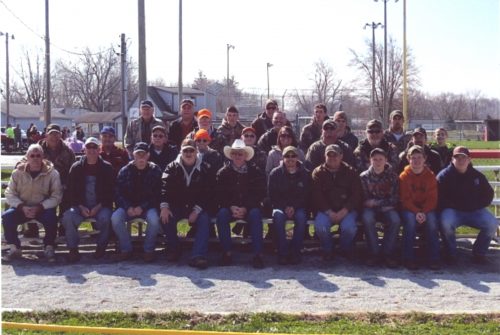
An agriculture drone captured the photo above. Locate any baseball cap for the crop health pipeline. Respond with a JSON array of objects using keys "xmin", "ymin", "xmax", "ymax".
[
  {"xmin": 133, "ymin": 142, "xmax": 149, "ymax": 154},
  {"xmin": 366, "ymin": 119, "xmax": 383, "ymax": 132},
  {"xmin": 390, "ymin": 110, "xmax": 404, "ymax": 119},
  {"xmin": 180, "ymin": 99, "xmax": 194, "ymax": 107},
  {"xmin": 152, "ymin": 125, "xmax": 167, "ymax": 134},
  {"xmin": 370, "ymin": 147, "xmax": 387, "ymax": 158},
  {"xmin": 140, "ymin": 100, "xmax": 154, "ymax": 108},
  {"xmin": 412, "ymin": 127, "xmax": 427, "ymax": 137},
  {"xmin": 46, "ymin": 124, "xmax": 61, "ymax": 134},
  {"xmin": 282, "ymin": 146, "xmax": 299, "ymax": 157},
  {"xmin": 194, "ymin": 129, "xmax": 211, "ymax": 141},
  {"xmin": 196, "ymin": 109, "xmax": 212, "ymax": 120},
  {"xmin": 452, "ymin": 146, "xmax": 470, "ymax": 157},
  {"xmin": 84, "ymin": 137, "xmax": 100, "ymax": 147},
  {"xmin": 325, "ymin": 144, "xmax": 343, "ymax": 155},
  {"xmin": 322, "ymin": 119, "xmax": 337, "ymax": 130},
  {"xmin": 408, "ymin": 145, "xmax": 425, "ymax": 156},
  {"xmin": 100, "ymin": 126, "xmax": 116, "ymax": 136},
  {"xmin": 265, "ymin": 99, "xmax": 278, "ymax": 109},
  {"xmin": 242, "ymin": 127, "xmax": 256, "ymax": 134},
  {"xmin": 181, "ymin": 139, "xmax": 197, "ymax": 151}
]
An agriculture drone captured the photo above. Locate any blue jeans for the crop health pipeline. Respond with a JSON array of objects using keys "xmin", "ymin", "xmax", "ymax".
[
  {"xmin": 362, "ymin": 208, "xmax": 401, "ymax": 258},
  {"xmin": 2, "ymin": 207, "xmax": 58, "ymax": 248},
  {"xmin": 401, "ymin": 210, "xmax": 440, "ymax": 262},
  {"xmin": 440, "ymin": 208, "xmax": 497, "ymax": 257},
  {"xmin": 164, "ymin": 209, "xmax": 210, "ymax": 258},
  {"xmin": 314, "ymin": 210, "xmax": 358, "ymax": 254},
  {"xmin": 216, "ymin": 207, "xmax": 263, "ymax": 255},
  {"xmin": 62, "ymin": 206, "xmax": 112, "ymax": 249},
  {"xmin": 111, "ymin": 207, "xmax": 161, "ymax": 253},
  {"xmin": 272, "ymin": 208, "xmax": 307, "ymax": 257}
]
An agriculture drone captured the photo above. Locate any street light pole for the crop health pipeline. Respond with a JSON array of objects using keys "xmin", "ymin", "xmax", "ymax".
[
  {"xmin": 375, "ymin": 0, "xmax": 398, "ymax": 127},
  {"xmin": 266, "ymin": 62, "xmax": 273, "ymax": 99},
  {"xmin": 226, "ymin": 44, "xmax": 234, "ymax": 106},
  {"xmin": 364, "ymin": 22, "xmax": 383, "ymax": 120},
  {"xmin": 0, "ymin": 32, "xmax": 14, "ymax": 126}
]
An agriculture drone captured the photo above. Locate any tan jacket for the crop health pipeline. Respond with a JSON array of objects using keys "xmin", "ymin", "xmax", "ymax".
[{"xmin": 5, "ymin": 159, "xmax": 63, "ymax": 209}]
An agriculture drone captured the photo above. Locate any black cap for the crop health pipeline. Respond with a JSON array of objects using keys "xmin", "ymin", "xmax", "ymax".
[
  {"xmin": 100, "ymin": 126, "xmax": 116, "ymax": 136},
  {"xmin": 370, "ymin": 147, "xmax": 387, "ymax": 157},
  {"xmin": 413, "ymin": 127, "xmax": 427, "ymax": 137},
  {"xmin": 366, "ymin": 119, "xmax": 383, "ymax": 131},
  {"xmin": 140, "ymin": 100, "xmax": 154, "ymax": 108},
  {"xmin": 46, "ymin": 123, "xmax": 61, "ymax": 134},
  {"xmin": 322, "ymin": 119, "xmax": 337, "ymax": 130},
  {"xmin": 133, "ymin": 142, "xmax": 149, "ymax": 153}
]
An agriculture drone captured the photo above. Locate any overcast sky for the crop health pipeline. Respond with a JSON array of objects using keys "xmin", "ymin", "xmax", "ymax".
[{"xmin": 1, "ymin": 0, "xmax": 499, "ymax": 99}]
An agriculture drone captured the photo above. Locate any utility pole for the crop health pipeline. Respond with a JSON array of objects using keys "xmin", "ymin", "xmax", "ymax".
[
  {"xmin": 138, "ymin": 0, "xmax": 147, "ymax": 101},
  {"xmin": 178, "ymin": 0, "xmax": 183, "ymax": 112},
  {"xmin": 226, "ymin": 43, "xmax": 234, "ymax": 108},
  {"xmin": 402, "ymin": 0, "xmax": 409, "ymax": 129},
  {"xmin": 0, "ymin": 32, "xmax": 14, "ymax": 125},
  {"xmin": 364, "ymin": 22, "xmax": 383, "ymax": 120},
  {"xmin": 120, "ymin": 34, "xmax": 128, "ymax": 142},
  {"xmin": 44, "ymin": 0, "xmax": 51, "ymax": 126},
  {"xmin": 266, "ymin": 62, "xmax": 272, "ymax": 99}
]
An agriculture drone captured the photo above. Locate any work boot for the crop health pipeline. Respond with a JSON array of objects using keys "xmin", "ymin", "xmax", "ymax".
[
  {"xmin": 44, "ymin": 245, "xmax": 56, "ymax": 262},
  {"xmin": 2, "ymin": 245, "xmax": 22, "ymax": 262},
  {"xmin": 67, "ymin": 248, "xmax": 81, "ymax": 263}
]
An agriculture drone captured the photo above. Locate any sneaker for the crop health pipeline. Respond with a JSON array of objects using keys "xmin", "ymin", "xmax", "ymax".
[
  {"xmin": 404, "ymin": 260, "xmax": 418, "ymax": 270},
  {"xmin": 218, "ymin": 252, "xmax": 232, "ymax": 266},
  {"xmin": 365, "ymin": 256, "xmax": 380, "ymax": 267},
  {"xmin": 2, "ymin": 245, "xmax": 22, "ymax": 262},
  {"xmin": 188, "ymin": 257, "xmax": 209, "ymax": 270},
  {"xmin": 322, "ymin": 251, "xmax": 334, "ymax": 262},
  {"xmin": 94, "ymin": 246, "xmax": 106, "ymax": 259},
  {"xmin": 385, "ymin": 257, "xmax": 399, "ymax": 269},
  {"xmin": 143, "ymin": 251, "xmax": 156, "ymax": 263},
  {"xmin": 44, "ymin": 245, "xmax": 56, "ymax": 262},
  {"xmin": 166, "ymin": 249, "xmax": 182, "ymax": 262},
  {"xmin": 67, "ymin": 248, "xmax": 80, "ymax": 263},
  {"xmin": 252, "ymin": 255, "xmax": 265, "ymax": 269},
  {"xmin": 288, "ymin": 253, "xmax": 302, "ymax": 265}
]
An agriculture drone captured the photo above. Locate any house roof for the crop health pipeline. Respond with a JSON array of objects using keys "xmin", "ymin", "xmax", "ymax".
[
  {"xmin": 1, "ymin": 103, "xmax": 72, "ymax": 120},
  {"xmin": 156, "ymin": 87, "xmax": 205, "ymax": 96},
  {"xmin": 74, "ymin": 112, "xmax": 122, "ymax": 123}
]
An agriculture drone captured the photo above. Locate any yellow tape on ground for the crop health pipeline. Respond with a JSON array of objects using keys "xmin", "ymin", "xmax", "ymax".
[{"xmin": 2, "ymin": 322, "xmax": 314, "ymax": 335}]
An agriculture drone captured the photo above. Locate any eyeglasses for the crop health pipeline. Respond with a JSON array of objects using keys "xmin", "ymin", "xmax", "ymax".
[
  {"xmin": 182, "ymin": 148, "xmax": 196, "ymax": 154},
  {"xmin": 196, "ymin": 139, "xmax": 209, "ymax": 143},
  {"xmin": 283, "ymin": 154, "xmax": 298, "ymax": 159},
  {"xmin": 243, "ymin": 134, "xmax": 255, "ymax": 138},
  {"xmin": 152, "ymin": 134, "xmax": 165, "ymax": 138},
  {"xmin": 29, "ymin": 154, "xmax": 42, "ymax": 158},
  {"xmin": 85, "ymin": 145, "xmax": 99, "ymax": 150}
]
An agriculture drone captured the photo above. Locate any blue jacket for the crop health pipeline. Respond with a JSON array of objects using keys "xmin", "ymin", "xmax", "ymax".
[
  {"xmin": 268, "ymin": 161, "xmax": 311, "ymax": 210},
  {"xmin": 115, "ymin": 161, "xmax": 162, "ymax": 210},
  {"xmin": 436, "ymin": 163, "xmax": 494, "ymax": 211}
]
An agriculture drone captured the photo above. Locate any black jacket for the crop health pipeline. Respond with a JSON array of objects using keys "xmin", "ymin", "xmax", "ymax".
[
  {"xmin": 67, "ymin": 156, "xmax": 115, "ymax": 208},
  {"xmin": 149, "ymin": 143, "xmax": 179, "ymax": 172},
  {"xmin": 268, "ymin": 161, "xmax": 311, "ymax": 210},
  {"xmin": 216, "ymin": 162, "xmax": 266, "ymax": 210},
  {"xmin": 398, "ymin": 144, "xmax": 442, "ymax": 176},
  {"xmin": 168, "ymin": 118, "xmax": 198, "ymax": 148}
]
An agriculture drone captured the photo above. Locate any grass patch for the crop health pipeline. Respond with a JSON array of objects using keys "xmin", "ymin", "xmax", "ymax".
[
  {"xmin": 452, "ymin": 140, "xmax": 499, "ymax": 149},
  {"xmin": 2, "ymin": 311, "xmax": 500, "ymax": 335}
]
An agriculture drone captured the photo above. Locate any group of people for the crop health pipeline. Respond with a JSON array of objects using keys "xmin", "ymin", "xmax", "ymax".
[{"xmin": 2, "ymin": 99, "xmax": 497, "ymax": 270}]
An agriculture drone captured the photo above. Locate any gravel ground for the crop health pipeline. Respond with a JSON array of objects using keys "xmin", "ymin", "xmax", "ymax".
[{"xmin": 2, "ymin": 241, "xmax": 500, "ymax": 314}]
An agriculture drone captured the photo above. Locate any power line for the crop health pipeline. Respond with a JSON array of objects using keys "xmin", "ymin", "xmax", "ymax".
[{"xmin": 0, "ymin": 0, "xmax": 113, "ymax": 57}]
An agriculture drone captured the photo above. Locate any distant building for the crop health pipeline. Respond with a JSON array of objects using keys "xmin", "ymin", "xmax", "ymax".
[{"xmin": 1, "ymin": 103, "xmax": 72, "ymax": 130}]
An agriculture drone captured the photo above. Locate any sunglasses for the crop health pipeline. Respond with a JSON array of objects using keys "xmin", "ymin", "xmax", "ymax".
[
  {"xmin": 152, "ymin": 134, "xmax": 165, "ymax": 138},
  {"xmin": 243, "ymin": 134, "xmax": 255, "ymax": 138},
  {"xmin": 182, "ymin": 148, "xmax": 196, "ymax": 154},
  {"xmin": 283, "ymin": 154, "xmax": 298, "ymax": 159},
  {"xmin": 196, "ymin": 139, "xmax": 209, "ymax": 143},
  {"xmin": 29, "ymin": 154, "xmax": 42, "ymax": 158}
]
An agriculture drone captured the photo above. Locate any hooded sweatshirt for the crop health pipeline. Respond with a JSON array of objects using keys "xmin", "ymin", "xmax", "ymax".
[{"xmin": 399, "ymin": 165, "xmax": 437, "ymax": 213}]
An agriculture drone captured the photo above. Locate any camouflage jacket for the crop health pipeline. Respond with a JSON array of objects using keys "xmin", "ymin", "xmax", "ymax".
[{"xmin": 124, "ymin": 116, "xmax": 164, "ymax": 155}]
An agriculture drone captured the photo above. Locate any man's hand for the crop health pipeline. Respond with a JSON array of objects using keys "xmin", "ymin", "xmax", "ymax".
[
  {"xmin": 22, "ymin": 206, "xmax": 36, "ymax": 219},
  {"xmin": 188, "ymin": 210, "xmax": 199, "ymax": 224},
  {"xmin": 160, "ymin": 207, "xmax": 173, "ymax": 224},
  {"xmin": 285, "ymin": 206, "xmax": 295, "ymax": 219},
  {"xmin": 416, "ymin": 212, "xmax": 426, "ymax": 224},
  {"xmin": 89, "ymin": 204, "xmax": 102, "ymax": 218},
  {"xmin": 79, "ymin": 205, "xmax": 91, "ymax": 218}
]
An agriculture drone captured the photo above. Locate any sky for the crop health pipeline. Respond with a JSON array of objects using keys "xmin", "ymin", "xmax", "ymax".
[{"xmin": 1, "ymin": 0, "xmax": 499, "ymax": 100}]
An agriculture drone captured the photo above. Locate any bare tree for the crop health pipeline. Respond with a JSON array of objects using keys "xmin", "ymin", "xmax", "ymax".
[
  {"xmin": 53, "ymin": 47, "xmax": 121, "ymax": 112},
  {"xmin": 349, "ymin": 38, "xmax": 419, "ymax": 122},
  {"xmin": 433, "ymin": 92, "xmax": 468, "ymax": 122},
  {"xmin": 294, "ymin": 60, "xmax": 342, "ymax": 116}
]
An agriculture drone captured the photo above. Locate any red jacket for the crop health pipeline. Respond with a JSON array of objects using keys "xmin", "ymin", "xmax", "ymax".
[{"xmin": 399, "ymin": 165, "xmax": 437, "ymax": 213}]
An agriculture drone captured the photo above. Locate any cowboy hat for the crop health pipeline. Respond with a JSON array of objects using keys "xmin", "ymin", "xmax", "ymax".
[{"xmin": 223, "ymin": 139, "xmax": 254, "ymax": 161}]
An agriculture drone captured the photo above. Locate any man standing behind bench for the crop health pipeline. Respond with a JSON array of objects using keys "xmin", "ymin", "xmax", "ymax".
[
  {"xmin": 437, "ymin": 146, "xmax": 497, "ymax": 265},
  {"xmin": 62, "ymin": 137, "xmax": 115, "ymax": 262}
]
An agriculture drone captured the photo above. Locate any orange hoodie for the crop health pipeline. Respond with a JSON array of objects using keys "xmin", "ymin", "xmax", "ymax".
[{"xmin": 399, "ymin": 165, "xmax": 437, "ymax": 213}]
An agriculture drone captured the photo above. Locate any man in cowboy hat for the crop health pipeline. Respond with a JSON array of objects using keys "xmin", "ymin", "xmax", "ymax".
[{"xmin": 215, "ymin": 139, "xmax": 267, "ymax": 269}]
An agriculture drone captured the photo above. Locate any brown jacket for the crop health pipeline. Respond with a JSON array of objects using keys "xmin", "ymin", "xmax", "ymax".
[{"xmin": 311, "ymin": 162, "xmax": 363, "ymax": 212}]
